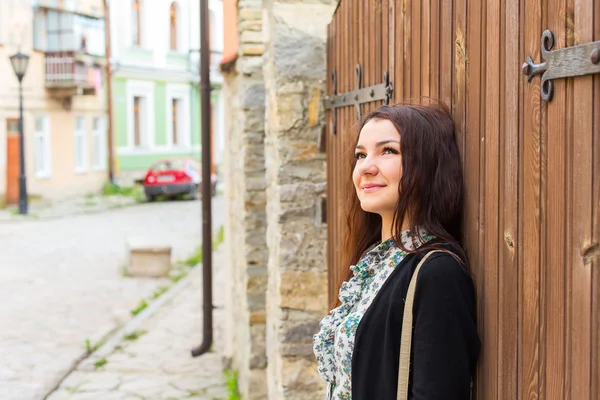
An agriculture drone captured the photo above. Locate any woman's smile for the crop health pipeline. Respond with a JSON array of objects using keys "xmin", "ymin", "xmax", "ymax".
[{"xmin": 361, "ymin": 183, "xmax": 387, "ymax": 192}]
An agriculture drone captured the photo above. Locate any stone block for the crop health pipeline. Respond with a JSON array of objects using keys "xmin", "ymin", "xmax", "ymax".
[
  {"xmin": 240, "ymin": 20, "xmax": 263, "ymax": 32},
  {"xmin": 243, "ymin": 84, "xmax": 266, "ymax": 109},
  {"xmin": 281, "ymin": 357, "xmax": 324, "ymax": 392},
  {"xmin": 239, "ymin": 6, "xmax": 263, "ymax": 22},
  {"xmin": 126, "ymin": 237, "xmax": 172, "ymax": 277},
  {"xmin": 273, "ymin": 25, "xmax": 326, "ymax": 81},
  {"xmin": 241, "ymin": 43, "xmax": 265, "ymax": 56},
  {"xmin": 280, "ymin": 271, "xmax": 327, "ymax": 312},
  {"xmin": 241, "ymin": 30, "xmax": 264, "ymax": 44}
]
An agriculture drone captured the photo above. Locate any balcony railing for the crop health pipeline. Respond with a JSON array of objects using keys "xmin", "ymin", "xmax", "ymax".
[{"xmin": 45, "ymin": 51, "xmax": 103, "ymax": 96}]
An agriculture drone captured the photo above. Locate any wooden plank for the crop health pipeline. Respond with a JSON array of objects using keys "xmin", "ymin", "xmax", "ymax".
[
  {"xmin": 570, "ymin": 0, "xmax": 593, "ymax": 396},
  {"xmin": 461, "ymin": 0, "xmax": 483, "ymax": 393},
  {"xmin": 482, "ymin": 0, "xmax": 501, "ymax": 397},
  {"xmin": 411, "ymin": 0, "xmax": 421, "ymax": 99},
  {"xmin": 421, "ymin": 0, "xmax": 430, "ymax": 99},
  {"xmin": 439, "ymin": 0, "xmax": 452, "ymax": 106},
  {"xmin": 498, "ymin": 0, "xmax": 519, "ymax": 395},
  {"xmin": 520, "ymin": 0, "xmax": 543, "ymax": 396},
  {"xmin": 382, "ymin": 0, "xmax": 389, "ymax": 94},
  {"xmin": 387, "ymin": 0, "xmax": 396, "ymax": 102},
  {"xmin": 430, "ymin": 0, "xmax": 440, "ymax": 100},
  {"xmin": 387, "ymin": 0, "xmax": 396, "ymax": 103},
  {"xmin": 366, "ymin": 0, "xmax": 373, "ymax": 112},
  {"xmin": 544, "ymin": 0, "xmax": 568, "ymax": 395},
  {"xmin": 403, "ymin": 0, "xmax": 412, "ymax": 101},
  {"xmin": 592, "ymin": 3, "xmax": 600, "ymax": 393},
  {"xmin": 375, "ymin": 0, "xmax": 383, "ymax": 89}
]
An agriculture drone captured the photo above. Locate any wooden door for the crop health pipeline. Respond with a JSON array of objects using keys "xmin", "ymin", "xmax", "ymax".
[
  {"xmin": 5, "ymin": 119, "xmax": 20, "ymax": 205},
  {"xmin": 325, "ymin": 1, "xmax": 600, "ymax": 398}
]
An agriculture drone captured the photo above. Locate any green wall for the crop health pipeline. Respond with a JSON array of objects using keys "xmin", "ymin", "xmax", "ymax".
[
  {"xmin": 117, "ymin": 150, "xmax": 201, "ymax": 171},
  {"xmin": 154, "ymin": 82, "xmax": 167, "ymax": 146},
  {"xmin": 111, "ymin": 76, "xmax": 219, "ymax": 173},
  {"xmin": 112, "ymin": 78, "xmax": 128, "ymax": 148}
]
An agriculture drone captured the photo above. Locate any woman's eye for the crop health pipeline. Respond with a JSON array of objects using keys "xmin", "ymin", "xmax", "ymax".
[
  {"xmin": 382, "ymin": 147, "xmax": 399, "ymax": 155},
  {"xmin": 353, "ymin": 152, "xmax": 366, "ymax": 160}
]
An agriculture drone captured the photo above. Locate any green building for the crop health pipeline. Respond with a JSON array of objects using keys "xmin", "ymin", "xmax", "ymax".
[{"xmin": 109, "ymin": 0, "xmax": 223, "ymax": 184}]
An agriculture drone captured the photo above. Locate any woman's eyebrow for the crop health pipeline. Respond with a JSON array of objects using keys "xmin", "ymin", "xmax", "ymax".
[{"xmin": 355, "ymin": 139, "xmax": 400, "ymax": 150}]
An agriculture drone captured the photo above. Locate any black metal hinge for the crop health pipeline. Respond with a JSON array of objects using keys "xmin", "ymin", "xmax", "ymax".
[
  {"xmin": 323, "ymin": 64, "xmax": 394, "ymax": 134},
  {"xmin": 522, "ymin": 30, "xmax": 600, "ymax": 102}
]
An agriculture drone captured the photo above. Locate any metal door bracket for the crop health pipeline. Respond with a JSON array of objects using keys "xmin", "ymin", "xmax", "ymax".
[
  {"xmin": 523, "ymin": 30, "xmax": 600, "ymax": 102},
  {"xmin": 324, "ymin": 64, "xmax": 393, "ymax": 134}
]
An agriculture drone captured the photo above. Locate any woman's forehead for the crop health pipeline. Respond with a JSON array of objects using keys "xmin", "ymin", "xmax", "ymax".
[{"xmin": 358, "ymin": 119, "xmax": 400, "ymax": 142}]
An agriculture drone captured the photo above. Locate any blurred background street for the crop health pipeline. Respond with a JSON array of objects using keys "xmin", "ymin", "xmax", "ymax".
[{"xmin": 0, "ymin": 195, "xmax": 225, "ymax": 399}]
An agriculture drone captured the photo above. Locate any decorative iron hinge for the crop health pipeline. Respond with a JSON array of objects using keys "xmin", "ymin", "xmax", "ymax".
[
  {"xmin": 523, "ymin": 30, "xmax": 600, "ymax": 102},
  {"xmin": 324, "ymin": 64, "xmax": 394, "ymax": 134}
]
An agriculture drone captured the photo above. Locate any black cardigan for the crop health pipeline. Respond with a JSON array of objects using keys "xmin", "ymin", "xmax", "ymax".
[{"xmin": 351, "ymin": 243, "xmax": 480, "ymax": 400}]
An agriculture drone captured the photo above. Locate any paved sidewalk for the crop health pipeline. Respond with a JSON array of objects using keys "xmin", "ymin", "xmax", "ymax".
[
  {"xmin": 46, "ymin": 248, "xmax": 229, "ymax": 400},
  {"xmin": 0, "ymin": 197, "xmax": 225, "ymax": 400},
  {"xmin": 0, "ymin": 193, "xmax": 137, "ymax": 222}
]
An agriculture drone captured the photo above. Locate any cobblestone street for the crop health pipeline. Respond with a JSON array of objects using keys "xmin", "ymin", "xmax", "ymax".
[
  {"xmin": 46, "ymin": 248, "xmax": 228, "ymax": 400},
  {"xmin": 0, "ymin": 196, "xmax": 224, "ymax": 400}
]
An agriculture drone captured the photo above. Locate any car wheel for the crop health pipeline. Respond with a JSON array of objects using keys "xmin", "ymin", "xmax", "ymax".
[
  {"xmin": 188, "ymin": 188, "xmax": 199, "ymax": 200},
  {"xmin": 146, "ymin": 193, "xmax": 156, "ymax": 202}
]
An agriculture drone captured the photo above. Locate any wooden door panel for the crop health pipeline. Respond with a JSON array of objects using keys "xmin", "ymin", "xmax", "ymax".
[{"xmin": 326, "ymin": 1, "xmax": 598, "ymax": 398}]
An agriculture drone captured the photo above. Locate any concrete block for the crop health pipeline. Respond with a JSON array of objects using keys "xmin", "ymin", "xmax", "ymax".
[{"xmin": 126, "ymin": 237, "xmax": 172, "ymax": 277}]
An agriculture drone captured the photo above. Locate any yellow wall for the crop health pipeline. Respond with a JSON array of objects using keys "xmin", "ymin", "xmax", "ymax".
[{"xmin": 0, "ymin": 1, "xmax": 109, "ymax": 202}]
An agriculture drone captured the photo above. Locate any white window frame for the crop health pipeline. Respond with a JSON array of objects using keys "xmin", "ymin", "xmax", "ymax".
[
  {"xmin": 168, "ymin": 1, "xmax": 180, "ymax": 52},
  {"xmin": 34, "ymin": 115, "xmax": 52, "ymax": 179},
  {"xmin": 74, "ymin": 116, "xmax": 88, "ymax": 173},
  {"xmin": 125, "ymin": 80, "xmax": 155, "ymax": 152},
  {"xmin": 131, "ymin": 0, "xmax": 142, "ymax": 47},
  {"xmin": 165, "ymin": 84, "xmax": 190, "ymax": 148},
  {"xmin": 92, "ymin": 116, "xmax": 107, "ymax": 171}
]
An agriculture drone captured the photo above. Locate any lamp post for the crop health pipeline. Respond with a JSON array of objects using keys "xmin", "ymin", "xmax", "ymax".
[{"xmin": 9, "ymin": 51, "xmax": 30, "ymax": 215}]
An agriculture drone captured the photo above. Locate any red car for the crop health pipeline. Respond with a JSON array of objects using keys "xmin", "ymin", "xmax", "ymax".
[{"xmin": 142, "ymin": 158, "xmax": 217, "ymax": 202}]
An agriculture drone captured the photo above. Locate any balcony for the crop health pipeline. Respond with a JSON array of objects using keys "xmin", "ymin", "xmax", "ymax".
[{"xmin": 45, "ymin": 51, "xmax": 104, "ymax": 98}]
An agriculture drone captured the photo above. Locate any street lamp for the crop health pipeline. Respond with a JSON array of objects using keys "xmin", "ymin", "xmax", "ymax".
[{"xmin": 9, "ymin": 51, "xmax": 30, "ymax": 215}]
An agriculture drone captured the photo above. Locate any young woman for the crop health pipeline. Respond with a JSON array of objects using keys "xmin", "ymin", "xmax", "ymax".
[{"xmin": 313, "ymin": 103, "xmax": 480, "ymax": 399}]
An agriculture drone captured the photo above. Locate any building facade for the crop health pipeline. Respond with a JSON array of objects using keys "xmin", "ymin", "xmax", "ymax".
[
  {"xmin": 109, "ymin": 0, "xmax": 225, "ymax": 185},
  {"xmin": 221, "ymin": 0, "xmax": 337, "ymax": 398},
  {"xmin": 0, "ymin": 0, "xmax": 109, "ymax": 203}
]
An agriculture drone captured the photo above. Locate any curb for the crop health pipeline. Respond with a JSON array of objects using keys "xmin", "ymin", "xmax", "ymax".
[{"xmin": 79, "ymin": 265, "xmax": 201, "ymax": 371}]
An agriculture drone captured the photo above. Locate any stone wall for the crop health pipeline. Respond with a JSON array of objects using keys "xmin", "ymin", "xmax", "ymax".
[
  {"xmin": 222, "ymin": 1, "xmax": 268, "ymax": 399},
  {"xmin": 223, "ymin": 0, "xmax": 338, "ymax": 398},
  {"xmin": 262, "ymin": 1, "xmax": 337, "ymax": 399}
]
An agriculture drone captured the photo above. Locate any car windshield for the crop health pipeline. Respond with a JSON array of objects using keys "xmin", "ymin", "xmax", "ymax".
[{"xmin": 151, "ymin": 160, "xmax": 187, "ymax": 171}]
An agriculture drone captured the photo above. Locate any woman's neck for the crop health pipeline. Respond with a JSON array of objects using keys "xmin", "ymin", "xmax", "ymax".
[{"xmin": 380, "ymin": 214, "xmax": 411, "ymax": 242}]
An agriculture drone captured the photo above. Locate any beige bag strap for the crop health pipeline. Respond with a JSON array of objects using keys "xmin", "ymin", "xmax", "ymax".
[{"xmin": 397, "ymin": 250, "xmax": 455, "ymax": 400}]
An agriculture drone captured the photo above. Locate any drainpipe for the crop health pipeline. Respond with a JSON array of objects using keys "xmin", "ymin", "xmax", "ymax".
[
  {"xmin": 191, "ymin": 0, "xmax": 213, "ymax": 357},
  {"xmin": 103, "ymin": 0, "xmax": 115, "ymax": 183}
]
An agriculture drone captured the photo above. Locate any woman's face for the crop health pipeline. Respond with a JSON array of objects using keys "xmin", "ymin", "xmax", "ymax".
[{"xmin": 352, "ymin": 118, "xmax": 403, "ymax": 219}]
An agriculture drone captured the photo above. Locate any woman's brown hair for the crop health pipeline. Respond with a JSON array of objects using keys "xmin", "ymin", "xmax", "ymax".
[{"xmin": 332, "ymin": 101, "xmax": 466, "ymax": 308}]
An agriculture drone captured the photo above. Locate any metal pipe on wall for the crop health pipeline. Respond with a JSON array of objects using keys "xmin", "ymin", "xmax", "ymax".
[
  {"xmin": 191, "ymin": 0, "xmax": 213, "ymax": 358},
  {"xmin": 103, "ymin": 0, "xmax": 115, "ymax": 183}
]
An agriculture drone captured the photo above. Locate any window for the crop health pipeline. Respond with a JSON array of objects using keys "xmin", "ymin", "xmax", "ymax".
[
  {"xmin": 34, "ymin": 116, "xmax": 52, "ymax": 178},
  {"xmin": 132, "ymin": 0, "xmax": 142, "ymax": 46},
  {"xmin": 33, "ymin": 9, "xmax": 105, "ymax": 55},
  {"xmin": 172, "ymin": 98, "xmax": 181, "ymax": 145},
  {"xmin": 166, "ymin": 84, "xmax": 190, "ymax": 148},
  {"xmin": 169, "ymin": 2, "xmax": 178, "ymax": 51},
  {"xmin": 92, "ymin": 117, "xmax": 107, "ymax": 170},
  {"xmin": 125, "ymin": 81, "xmax": 155, "ymax": 151},
  {"xmin": 74, "ymin": 116, "xmax": 87, "ymax": 173},
  {"xmin": 133, "ymin": 96, "xmax": 148, "ymax": 148}
]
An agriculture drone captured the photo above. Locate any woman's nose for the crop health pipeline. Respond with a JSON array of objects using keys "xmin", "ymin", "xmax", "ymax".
[{"xmin": 357, "ymin": 156, "xmax": 378, "ymax": 175}]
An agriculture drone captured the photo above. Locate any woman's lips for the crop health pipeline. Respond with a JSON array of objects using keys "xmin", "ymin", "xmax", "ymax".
[{"xmin": 362, "ymin": 184, "xmax": 386, "ymax": 193}]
